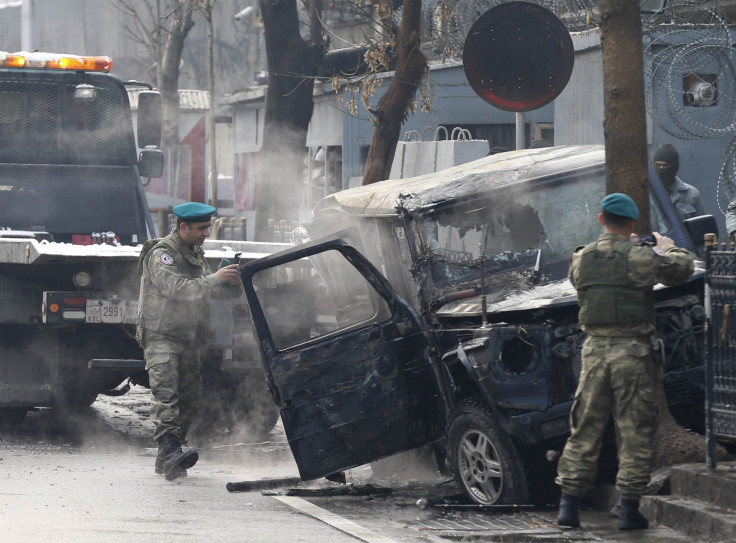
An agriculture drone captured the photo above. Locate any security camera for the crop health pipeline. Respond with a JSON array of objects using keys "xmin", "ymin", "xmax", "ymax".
[
  {"xmin": 685, "ymin": 81, "xmax": 717, "ymax": 107},
  {"xmin": 234, "ymin": 6, "xmax": 254, "ymax": 22}
]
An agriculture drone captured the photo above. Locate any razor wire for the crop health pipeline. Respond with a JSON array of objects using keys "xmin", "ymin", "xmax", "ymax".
[
  {"xmin": 640, "ymin": 1, "xmax": 736, "ymax": 211},
  {"xmin": 420, "ymin": 1, "xmax": 599, "ymax": 59},
  {"xmin": 643, "ymin": 1, "xmax": 736, "ymax": 141},
  {"xmin": 716, "ymin": 134, "xmax": 736, "ymax": 213}
]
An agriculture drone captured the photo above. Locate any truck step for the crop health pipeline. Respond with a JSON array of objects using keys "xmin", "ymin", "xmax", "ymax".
[{"xmin": 88, "ymin": 359, "xmax": 145, "ymax": 371}]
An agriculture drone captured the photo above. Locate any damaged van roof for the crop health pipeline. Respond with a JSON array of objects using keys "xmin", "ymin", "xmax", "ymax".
[{"xmin": 313, "ymin": 145, "xmax": 605, "ymax": 217}]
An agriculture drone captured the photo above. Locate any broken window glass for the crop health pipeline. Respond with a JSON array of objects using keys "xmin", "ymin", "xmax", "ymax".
[{"xmin": 252, "ymin": 249, "xmax": 391, "ymax": 350}]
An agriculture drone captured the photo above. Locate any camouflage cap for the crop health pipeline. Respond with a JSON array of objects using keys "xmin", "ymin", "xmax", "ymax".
[
  {"xmin": 601, "ymin": 193, "xmax": 639, "ymax": 221},
  {"xmin": 172, "ymin": 202, "xmax": 216, "ymax": 223}
]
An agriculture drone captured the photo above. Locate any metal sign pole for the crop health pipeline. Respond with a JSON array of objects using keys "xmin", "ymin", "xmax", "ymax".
[
  {"xmin": 515, "ymin": 112, "xmax": 525, "ymax": 150},
  {"xmin": 21, "ymin": 0, "xmax": 32, "ymax": 51}
]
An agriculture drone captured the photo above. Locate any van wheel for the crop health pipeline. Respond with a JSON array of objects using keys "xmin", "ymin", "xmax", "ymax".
[{"xmin": 447, "ymin": 399, "xmax": 530, "ymax": 505}]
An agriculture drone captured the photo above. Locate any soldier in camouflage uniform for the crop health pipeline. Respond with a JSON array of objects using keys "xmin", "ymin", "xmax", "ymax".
[
  {"xmin": 555, "ymin": 193, "xmax": 694, "ymax": 531},
  {"xmin": 136, "ymin": 202, "xmax": 240, "ymax": 481}
]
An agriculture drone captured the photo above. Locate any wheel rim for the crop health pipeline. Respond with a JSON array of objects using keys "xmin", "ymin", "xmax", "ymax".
[{"xmin": 456, "ymin": 427, "xmax": 504, "ymax": 504}]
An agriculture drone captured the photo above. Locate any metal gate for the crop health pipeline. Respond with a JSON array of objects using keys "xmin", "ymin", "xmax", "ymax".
[{"xmin": 705, "ymin": 235, "xmax": 736, "ymax": 467}]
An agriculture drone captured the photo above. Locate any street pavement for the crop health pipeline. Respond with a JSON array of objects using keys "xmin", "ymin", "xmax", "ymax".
[{"xmin": 0, "ymin": 386, "xmax": 712, "ymax": 542}]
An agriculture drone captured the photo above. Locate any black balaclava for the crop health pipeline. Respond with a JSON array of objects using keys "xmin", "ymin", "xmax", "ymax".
[{"xmin": 653, "ymin": 144, "xmax": 679, "ymax": 188}]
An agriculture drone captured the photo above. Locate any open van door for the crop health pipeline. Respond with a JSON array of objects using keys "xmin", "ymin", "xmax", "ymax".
[{"xmin": 240, "ymin": 234, "xmax": 446, "ymax": 480}]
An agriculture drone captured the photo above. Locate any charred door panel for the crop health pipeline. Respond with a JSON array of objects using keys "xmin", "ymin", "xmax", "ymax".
[
  {"xmin": 241, "ymin": 236, "xmax": 445, "ymax": 480},
  {"xmin": 273, "ymin": 322, "xmax": 441, "ymax": 479}
]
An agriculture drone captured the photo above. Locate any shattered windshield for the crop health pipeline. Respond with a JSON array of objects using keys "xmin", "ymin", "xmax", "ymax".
[{"xmin": 419, "ymin": 171, "xmax": 674, "ymax": 287}]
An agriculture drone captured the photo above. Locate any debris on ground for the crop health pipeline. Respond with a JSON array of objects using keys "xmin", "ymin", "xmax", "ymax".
[
  {"xmin": 226, "ymin": 476, "xmax": 303, "ymax": 492},
  {"xmin": 262, "ymin": 483, "xmax": 392, "ymax": 497}
]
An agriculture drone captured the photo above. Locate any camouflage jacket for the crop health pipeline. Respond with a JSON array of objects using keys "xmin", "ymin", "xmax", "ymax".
[
  {"xmin": 135, "ymin": 230, "xmax": 222, "ymax": 346},
  {"xmin": 569, "ymin": 233, "xmax": 694, "ymax": 337}
]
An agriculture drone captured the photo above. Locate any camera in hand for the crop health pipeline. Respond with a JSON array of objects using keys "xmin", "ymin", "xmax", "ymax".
[{"xmin": 636, "ymin": 234, "xmax": 656, "ymax": 246}]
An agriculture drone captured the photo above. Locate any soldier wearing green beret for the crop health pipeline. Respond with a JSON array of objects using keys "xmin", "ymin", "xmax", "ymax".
[
  {"xmin": 135, "ymin": 202, "xmax": 240, "ymax": 480},
  {"xmin": 555, "ymin": 193, "xmax": 694, "ymax": 531}
]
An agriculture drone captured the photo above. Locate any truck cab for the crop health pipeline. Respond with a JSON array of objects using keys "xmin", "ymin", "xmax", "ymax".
[{"xmin": 240, "ymin": 145, "xmax": 710, "ymax": 505}]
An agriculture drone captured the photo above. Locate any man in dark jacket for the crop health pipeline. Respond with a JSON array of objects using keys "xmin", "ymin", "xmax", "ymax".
[
  {"xmin": 136, "ymin": 202, "xmax": 240, "ymax": 480},
  {"xmin": 652, "ymin": 144, "xmax": 705, "ymax": 220}
]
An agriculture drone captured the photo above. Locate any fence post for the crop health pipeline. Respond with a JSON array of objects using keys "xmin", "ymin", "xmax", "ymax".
[{"xmin": 704, "ymin": 232, "xmax": 717, "ymax": 469}]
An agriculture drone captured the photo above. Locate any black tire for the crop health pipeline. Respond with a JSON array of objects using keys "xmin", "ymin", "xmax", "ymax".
[
  {"xmin": 446, "ymin": 398, "xmax": 530, "ymax": 505},
  {"xmin": 58, "ymin": 390, "xmax": 99, "ymax": 409}
]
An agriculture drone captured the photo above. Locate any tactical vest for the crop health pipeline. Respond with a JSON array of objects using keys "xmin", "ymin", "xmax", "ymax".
[
  {"xmin": 135, "ymin": 232, "xmax": 210, "ymax": 346},
  {"xmin": 576, "ymin": 240, "xmax": 654, "ymax": 327}
]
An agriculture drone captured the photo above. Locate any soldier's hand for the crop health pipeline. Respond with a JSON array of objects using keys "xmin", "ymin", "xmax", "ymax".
[
  {"xmin": 215, "ymin": 263, "xmax": 241, "ymax": 285},
  {"xmin": 653, "ymin": 232, "xmax": 674, "ymax": 248}
]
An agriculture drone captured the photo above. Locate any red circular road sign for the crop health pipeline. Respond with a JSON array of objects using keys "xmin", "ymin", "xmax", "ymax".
[{"xmin": 463, "ymin": 1, "xmax": 575, "ymax": 112}]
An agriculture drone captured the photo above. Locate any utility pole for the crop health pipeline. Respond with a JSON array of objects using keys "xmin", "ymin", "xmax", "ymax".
[
  {"xmin": 202, "ymin": 0, "xmax": 218, "ymax": 209},
  {"xmin": 598, "ymin": 0, "xmax": 651, "ymax": 232},
  {"xmin": 21, "ymin": 0, "xmax": 32, "ymax": 51}
]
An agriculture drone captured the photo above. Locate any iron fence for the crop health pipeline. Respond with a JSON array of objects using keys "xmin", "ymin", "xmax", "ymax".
[{"xmin": 705, "ymin": 234, "xmax": 736, "ymax": 468}]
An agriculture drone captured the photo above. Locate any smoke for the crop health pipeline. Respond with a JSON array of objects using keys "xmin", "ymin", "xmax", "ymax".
[
  {"xmin": 367, "ymin": 446, "xmax": 444, "ymax": 485},
  {"xmin": 254, "ymin": 131, "xmax": 310, "ymax": 241}
]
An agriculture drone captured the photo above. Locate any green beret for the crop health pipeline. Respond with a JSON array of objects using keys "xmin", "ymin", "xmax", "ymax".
[
  {"xmin": 601, "ymin": 193, "xmax": 639, "ymax": 221},
  {"xmin": 172, "ymin": 202, "xmax": 216, "ymax": 223}
]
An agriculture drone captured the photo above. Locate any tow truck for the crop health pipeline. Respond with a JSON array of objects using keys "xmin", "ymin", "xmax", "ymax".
[{"xmin": 0, "ymin": 50, "xmax": 282, "ymax": 436}]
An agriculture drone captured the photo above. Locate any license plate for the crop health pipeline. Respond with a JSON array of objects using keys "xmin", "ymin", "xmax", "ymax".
[{"xmin": 86, "ymin": 299, "xmax": 138, "ymax": 324}]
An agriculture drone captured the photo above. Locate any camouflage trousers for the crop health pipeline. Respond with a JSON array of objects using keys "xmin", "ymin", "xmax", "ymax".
[
  {"xmin": 144, "ymin": 335, "xmax": 203, "ymax": 444},
  {"xmin": 555, "ymin": 336, "xmax": 659, "ymax": 499}
]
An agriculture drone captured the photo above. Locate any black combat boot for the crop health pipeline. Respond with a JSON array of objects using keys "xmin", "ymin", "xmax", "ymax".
[
  {"xmin": 619, "ymin": 498, "xmax": 648, "ymax": 531},
  {"xmin": 557, "ymin": 493, "xmax": 581, "ymax": 528},
  {"xmin": 155, "ymin": 445, "xmax": 187, "ymax": 477},
  {"xmin": 154, "ymin": 446, "xmax": 164, "ymax": 475},
  {"xmin": 158, "ymin": 433, "xmax": 198, "ymax": 481}
]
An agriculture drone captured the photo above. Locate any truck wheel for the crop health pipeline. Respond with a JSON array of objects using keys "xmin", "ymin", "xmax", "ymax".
[
  {"xmin": 59, "ymin": 390, "xmax": 99, "ymax": 409},
  {"xmin": 447, "ymin": 399, "xmax": 530, "ymax": 505}
]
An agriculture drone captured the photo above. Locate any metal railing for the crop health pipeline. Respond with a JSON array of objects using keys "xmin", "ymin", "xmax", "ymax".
[{"xmin": 704, "ymin": 233, "xmax": 736, "ymax": 468}]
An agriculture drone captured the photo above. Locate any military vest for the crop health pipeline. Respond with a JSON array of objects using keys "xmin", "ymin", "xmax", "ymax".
[
  {"xmin": 576, "ymin": 240, "xmax": 655, "ymax": 327},
  {"xmin": 135, "ymin": 232, "xmax": 211, "ymax": 346}
]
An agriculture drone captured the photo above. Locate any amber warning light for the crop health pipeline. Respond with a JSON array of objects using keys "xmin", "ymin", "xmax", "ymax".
[{"xmin": 0, "ymin": 51, "xmax": 113, "ymax": 72}]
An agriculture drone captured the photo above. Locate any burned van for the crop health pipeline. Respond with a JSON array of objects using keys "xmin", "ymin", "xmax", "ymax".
[{"xmin": 240, "ymin": 145, "xmax": 710, "ymax": 505}]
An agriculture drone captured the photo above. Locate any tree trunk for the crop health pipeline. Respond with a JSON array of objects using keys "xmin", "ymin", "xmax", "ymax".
[
  {"xmin": 598, "ymin": 0, "xmax": 728, "ymax": 468},
  {"xmin": 202, "ymin": 0, "xmax": 218, "ymax": 208},
  {"xmin": 158, "ymin": 0, "xmax": 197, "ymax": 147},
  {"xmin": 362, "ymin": 0, "xmax": 427, "ymax": 185},
  {"xmin": 255, "ymin": 0, "xmax": 324, "ymax": 240},
  {"xmin": 598, "ymin": 0, "xmax": 650, "ymax": 231}
]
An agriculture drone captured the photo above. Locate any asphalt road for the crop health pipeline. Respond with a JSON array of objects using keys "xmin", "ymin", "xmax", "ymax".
[{"xmin": 0, "ymin": 386, "xmax": 697, "ymax": 543}]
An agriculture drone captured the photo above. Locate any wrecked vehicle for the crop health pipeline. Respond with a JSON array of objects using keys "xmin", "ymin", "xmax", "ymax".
[{"xmin": 240, "ymin": 145, "xmax": 710, "ymax": 505}]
